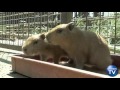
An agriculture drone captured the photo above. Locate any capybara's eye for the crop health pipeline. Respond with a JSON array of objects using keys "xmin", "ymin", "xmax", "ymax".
[
  {"xmin": 33, "ymin": 41, "xmax": 38, "ymax": 45},
  {"xmin": 56, "ymin": 29, "xmax": 63, "ymax": 33}
]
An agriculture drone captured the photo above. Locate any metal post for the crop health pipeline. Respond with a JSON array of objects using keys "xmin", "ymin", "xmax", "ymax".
[
  {"xmin": 61, "ymin": 12, "xmax": 73, "ymax": 24},
  {"xmin": 114, "ymin": 12, "xmax": 117, "ymax": 54}
]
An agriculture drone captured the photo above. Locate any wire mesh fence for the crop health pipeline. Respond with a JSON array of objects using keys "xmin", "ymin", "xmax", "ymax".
[
  {"xmin": 0, "ymin": 12, "xmax": 119, "ymax": 54},
  {"xmin": 0, "ymin": 12, "xmax": 61, "ymax": 50},
  {"xmin": 73, "ymin": 12, "xmax": 120, "ymax": 54}
]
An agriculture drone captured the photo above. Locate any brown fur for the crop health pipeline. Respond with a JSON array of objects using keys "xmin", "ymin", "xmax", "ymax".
[
  {"xmin": 45, "ymin": 22, "xmax": 113, "ymax": 70},
  {"xmin": 22, "ymin": 33, "xmax": 73, "ymax": 65}
]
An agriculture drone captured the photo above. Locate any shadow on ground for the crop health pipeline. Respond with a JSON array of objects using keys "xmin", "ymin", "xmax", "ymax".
[
  {"xmin": 0, "ymin": 58, "xmax": 11, "ymax": 64},
  {"xmin": 7, "ymin": 71, "xmax": 29, "ymax": 78}
]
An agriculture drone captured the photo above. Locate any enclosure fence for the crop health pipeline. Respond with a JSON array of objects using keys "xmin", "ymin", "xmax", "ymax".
[{"xmin": 0, "ymin": 12, "xmax": 119, "ymax": 54}]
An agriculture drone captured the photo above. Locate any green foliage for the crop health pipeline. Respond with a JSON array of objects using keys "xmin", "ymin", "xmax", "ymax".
[
  {"xmin": 32, "ymin": 26, "xmax": 48, "ymax": 34},
  {"xmin": 75, "ymin": 15, "xmax": 120, "ymax": 44}
]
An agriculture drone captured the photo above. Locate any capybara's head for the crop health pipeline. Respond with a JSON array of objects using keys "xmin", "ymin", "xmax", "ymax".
[
  {"xmin": 22, "ymin": 34, "xmax": 46, "ymax": 56},
  {"xmin": 46, "ymin": 22, "xmax": 75, "ymax": 47}
]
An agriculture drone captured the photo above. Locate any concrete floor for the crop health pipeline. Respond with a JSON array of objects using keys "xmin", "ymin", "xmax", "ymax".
[{"xmin": 0, "ymin": 48, "xmax": 28, "ymax": 78}]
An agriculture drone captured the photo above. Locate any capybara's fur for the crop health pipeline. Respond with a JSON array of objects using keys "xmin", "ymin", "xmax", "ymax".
[
  {"xmin": 45, "ymin": 22, "xmax": 113, "ymax": 70},
  {"xmin": 22, "ymin": 33, "xmax": 72, "ymax": 65}
]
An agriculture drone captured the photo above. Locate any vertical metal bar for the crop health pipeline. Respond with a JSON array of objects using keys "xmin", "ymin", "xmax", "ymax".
[
  {"xmin": 48, "ymin": 12, "xmax": 50, "ymax": 29},
  {"xmin": 53, "ymin": 12, "xmax": 56, "ymax": 27},
  {"xmin": 54, "ymin": 12, "xmax": 57, "ymax": 26},
  {"xmin": 33, "ymin": 12, "xmax": 35, "ymax": 35},
  {"xmin": 60, "ymin": 12, "xmax": 62, "ymax": 24},
  {"xmin": 12, "ymin": 12, "xmax": 15, "ymax": 46},
  {"xmin": 8, "ymin": 12, "xmax": 10, "ymax": 45},
  {"xmin": 56, "ymin": 12, "xmax": 58, "ymax": 25},
  {"xmin": 47, "ymin": 12, "xmax": 49, "ymax": 32},
  {"xmin": 2, "ymin": 12, "xmax": 3, "ymax": 44},
  {"xmin": 43, "ymin": 12, "xmax": 45, "ymax": 33},
  {"xmin": 4, "ymin": 12, "xmax": 6, "ymax": 44},
  {"xmin": 98, "ymin": 12, "xmax": 101, "ymax": 35},
  {"xmin": 52, "ymin": 12, "xmax": 54, "ymax": 28},
  {"xmin": 114, "ymin": 12, "xmax": 117, "ymax": 54},
  {"xmin": 59, "ymin": 12, "xmax": 61, "ymax": 24},
  {"xmin": 17, "ymin": 12, "xmax": 20, "ymax": 46},
  {"xmin": 108, "ymin": 12, "xmax": 112, "ymax": 45},
  {"xmin": 41, "ymin": 12, "xmax": 43, "ymax": 32},
  {"xmin": 5, "ymin": 12, "xmax": 7, "ymax": 44},
  {"xmin": 39, "ymin": 12, "xmax": 42, "ymax": 33},
  {"xmin": 22, "ymin": 12, "xmax": 25, "ymax": 39},
  {"xmin": 106, "ymin": 12, "xmax": 109, "ymax": 44},
  {"xmin": 27, "ymin": 12, "xmax": 29, "ymax": 37},
  {"xmin": 85, "ymin": 12, "xmax": 88, "ymax": 31},
  {"xmin": 61, "ymin": 12, "xmax": 73, "ymax": 24},
  {"xmin": 78, "ymin": 12, "xmax": 81, "ymax": 17}
]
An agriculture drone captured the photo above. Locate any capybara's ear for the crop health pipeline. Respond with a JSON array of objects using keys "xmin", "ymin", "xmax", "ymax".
[
  {"xmin": 40, "ymin": 34, "xmax": 45, "ymax": 40},
  {"xmin": 66, "ymin": 22, "xmax": 75, "ymax": 31}
]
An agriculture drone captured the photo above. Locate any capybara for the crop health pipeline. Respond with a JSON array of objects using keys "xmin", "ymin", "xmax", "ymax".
[
  {"xmin": 22, "ymin": 33, "xmax": 73, "ymax": 66},
  {"xmin": 45, "ymin": 22, "xmax": 113, "ymax": 70}
]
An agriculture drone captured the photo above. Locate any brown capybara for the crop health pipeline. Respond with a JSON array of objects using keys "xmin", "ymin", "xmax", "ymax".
[
  {"xmin": 22, "ymin": 33, "xmax": 73, "ymax": 66},
  {"xmin": 45, "ymin": 22, "xmax": 113, "ymax": 70}
]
